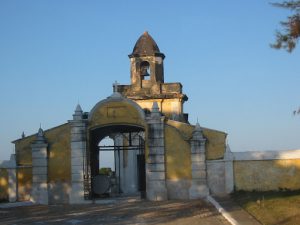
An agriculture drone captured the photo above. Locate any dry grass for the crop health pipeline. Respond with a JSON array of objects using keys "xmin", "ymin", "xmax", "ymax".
[{"xmin": 232, "ymin": 190, "xmax": 300, "ymax": 225}]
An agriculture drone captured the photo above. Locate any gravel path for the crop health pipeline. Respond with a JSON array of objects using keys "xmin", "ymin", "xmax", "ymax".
[{"xmin": 0, "ymin": 199, "xmax": 230, "ymax": 225}]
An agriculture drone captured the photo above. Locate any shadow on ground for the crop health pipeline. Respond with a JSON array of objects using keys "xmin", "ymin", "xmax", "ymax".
[
  {"xmin": 231, "ymin": 190, "xmax": 300, "ymax": 225},
  {"xmin": 0, "ymin": 199, "xmax": 230, "ymax": 225}
]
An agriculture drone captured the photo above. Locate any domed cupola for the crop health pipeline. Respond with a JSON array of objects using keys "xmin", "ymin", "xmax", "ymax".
[
  {"xmin": 128, "ymin": 32, "xmax": 165, "ymax": 88},
  {"xmin": 129, "ymin": 31, "xmax": 165, "ymax": 59}
]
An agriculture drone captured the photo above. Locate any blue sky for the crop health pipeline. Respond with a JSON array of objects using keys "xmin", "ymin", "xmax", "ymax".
[{"xmin": 0, "ymin": 0, "xmax": 300, "ymax": 160}]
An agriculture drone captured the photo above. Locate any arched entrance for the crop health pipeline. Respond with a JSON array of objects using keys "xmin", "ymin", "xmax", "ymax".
[
  {"xmin": 86, "ymin": 124, "xmax": 146, "ymax": 199},
  {"xmin": 83, "ymin": 93, "xmax": 148, "ymax": 200},
  {"xmin": 69, "ymin": 95, "xmax": 170, "ymax": 203}
]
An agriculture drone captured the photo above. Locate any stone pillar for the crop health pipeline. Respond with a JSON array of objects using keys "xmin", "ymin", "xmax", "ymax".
[
  {"xmin": 8, "ymin": 168, "xmax": 17, "ymax": 202},
  {"xmin": 146, "ymin": 102, "xmax": 168, "ymax": 201},
  {"xmin": 31, "ymin": 128, "xmax": 49, "ymax": 204},
  {"xmin": 189, "ymin": 123, "xmax": 209, "ymax": 199},
  {"xmin": 69, "ymin": 104, "xmax": 87, "ymax": 204},
  {"xmin": 6, "ymin": 154, "xmax": 17, "ymax": 202},
  {"xmin": 224, "ymin": 144, "xmax": 234, "ymax": 193}
]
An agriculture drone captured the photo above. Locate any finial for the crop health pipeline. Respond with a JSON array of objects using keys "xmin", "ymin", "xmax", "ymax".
[
  {"xmin": 75, "ymin": 104, "xmax": 83, "ymax": 113},
  {"xmin": 151, "ymin": 102, "xmax": 160, "ymax": 113},
  {"xmin": 38, "ymin": 126, "xmax": 44, "ymax": 136},
  {"xmin": 143, "ymin": 31, "xmax": 149, "ymax": 35},
  {"xmin": 21, "ymin": 131, "xmax": 25, "ymax": 139},
  {"xmin": 36, "ymin": 125, "xmax": 46, "ymax": 143},
  {"xmin": 192, "ymin": 122, "xmax": 204, "ymax": 140},
  {"xmin": 73, "ymin": 103, "xmax": 83, "ymax": 120},
  {"xmin": 195, "ymin": 122, "xmax": 201, "ymax": 132},
  {"xmin": 150, "ymin": 102, "xmax": 161, "ymax": 119},
  {"xmin": 113, "ymin": 81, "xmax": 119, "ymax": 93}
]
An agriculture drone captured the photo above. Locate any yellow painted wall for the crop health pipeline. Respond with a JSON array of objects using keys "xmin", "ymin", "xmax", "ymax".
[
  {"xmin": 234, "ymin": 159, "xmax": 300, "ymax": 191},
  {"xmin": 15, "ymin": 136, "xmax": 35, "ymax": 166},
  {"xmin": 14, "ymin": 123, "xmax": 71, "ymax": 183},
  {"xmin": 89, "ymin": 100, "xmax": 146, "ymax": 129},
  {"xmin": 13, "ymin": 123, "xmax": 71, "ymax": 200},
  {"xmin": 0, "ymin": 169, "xmax": 8, "ymax": 201},
  {"xmin": 165, "ymin": 125, "xmax": 192, "ymax": 180},
  {"xmin": 46, "ymin": 124, "xmax": 71, "ymax": 182},
  {"xmin": 135, "ymin": 98, "xmax": 182, "ymax": 117},
  {"xmin": 203, "ymin": 128, "xmax": 227, "ymax": 160},
  {"xmin": 17, "ymin": 167, "xmax": 32, "ymax": 201},
  {"xmin": 166, "ymin": 120, "xmax": 227, "ymax": 160}
]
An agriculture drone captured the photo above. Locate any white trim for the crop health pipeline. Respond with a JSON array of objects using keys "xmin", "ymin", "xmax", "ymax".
[
  {"xmin": 207, "ymin": 195, "xmax": 238, "ymax": 225},
  {"xmin": 233, "ymin": 149, "xmax": 300, "ymax": 161}
]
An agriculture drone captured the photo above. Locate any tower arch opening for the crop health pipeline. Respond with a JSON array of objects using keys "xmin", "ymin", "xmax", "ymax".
[{"xmin": 140, "ymin": 61, "xmax": 150, "ymax": 80}]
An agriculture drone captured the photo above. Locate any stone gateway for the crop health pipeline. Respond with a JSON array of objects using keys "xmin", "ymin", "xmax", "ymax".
[{"xmin": 1, "ymin": 32, "xmax": 229, "ymax": 204}]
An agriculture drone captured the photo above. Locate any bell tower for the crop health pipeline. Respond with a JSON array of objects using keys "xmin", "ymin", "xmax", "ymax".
[
  {"xmin": 117, "ymin": 32, "xmax": 189, "ymax": 122},
  {"xmin": 128, "ymin": 31, "xmax": 165, "ymax": 91}
]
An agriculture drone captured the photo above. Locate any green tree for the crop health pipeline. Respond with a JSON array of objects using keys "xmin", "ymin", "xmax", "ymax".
[{"xmin": 271, "ymin": 1, "xmax": 300, "ymax": 52}]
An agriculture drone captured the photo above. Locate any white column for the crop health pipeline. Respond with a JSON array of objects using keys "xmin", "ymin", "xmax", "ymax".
[
  {"xmin": 69, "ymin": 104, "xmax": 88, "ymax": 204},
  {"xmin": 146, "ymin": 102, "xmax": 168, "ymax": 201},
  {"xmin": 189, "ymin": 123, "xmax": 209, "ymax": 199},
  {"xmin": 31, "ymin": 128, "xmax": 49, "ymax": 204}
]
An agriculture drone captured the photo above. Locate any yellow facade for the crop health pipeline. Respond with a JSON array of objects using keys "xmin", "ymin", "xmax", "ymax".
[
  {"xmin": 89, "ymin": 100, "xmax": 146, "ymax": 129},
  {"xmin": 166, "ymin": 120, "xmax": 227, "ymax": 160},
  {"xmin": 165, "ymin": 125, "xmax": 192, "ymax": 180},
  {"xmin": 15, "ymin": 136, "xmax": 35, "ymax": 166},
  {"xmin": 17, "ymin": 167, "xmax": 32, "ymax": 201},
  {"xmin": 0, "ymin": 168, "xmax": 8, "ymax": 201},
  {"xmin": 13, "ymin": 123, "xmax": 71, "ymax": 200},
  {"xmin": 8, "ymin": 92, "xmax": 228, "ymax": 203},
  {"xmin": 164, "ymin": 119, "xmax": 227, "ymax": 180},
  {"xmin": 45, "ymin": 124, "xmax": 71, "ymax": 182},
  {"xmin": 135, "ymin": 99, "xmax": 183, "ymax": 118},
  {"xmin": 234, "ymin": 159, "xmax": 300, "ymax": 191}
]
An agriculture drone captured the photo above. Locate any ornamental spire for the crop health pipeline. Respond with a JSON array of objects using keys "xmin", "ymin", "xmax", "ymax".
[{"xmin": 73, "ymin": 104, "xmax": 83, "ymax": 120}]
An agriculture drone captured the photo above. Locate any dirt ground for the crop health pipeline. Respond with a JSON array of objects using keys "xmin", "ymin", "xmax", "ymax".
[{"xmin": 0, "ymin": 198, "xmax": 230, "ymax": 225}]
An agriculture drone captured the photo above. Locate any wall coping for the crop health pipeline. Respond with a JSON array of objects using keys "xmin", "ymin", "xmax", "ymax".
[
  {"xmin": 233, "ymin": 149, "xmax": 300, "ymax": 161},
  {"xmin": 0, "ymin": 154, "xmax": 16, "ymax": 169}
]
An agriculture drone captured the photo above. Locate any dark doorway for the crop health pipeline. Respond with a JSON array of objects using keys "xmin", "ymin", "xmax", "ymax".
[
  {"xmin": 137, "ymin": 154, "xmax": 146, "ymax": 198},
  {"xmin": 86, "ymin": 124, "xmax": 145, "ymax": 200}
]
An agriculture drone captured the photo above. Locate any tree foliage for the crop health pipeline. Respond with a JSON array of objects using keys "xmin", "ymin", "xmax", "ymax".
[{"xmin": 271, "ymin": 1, "xmax": 300, "ymax": 52}]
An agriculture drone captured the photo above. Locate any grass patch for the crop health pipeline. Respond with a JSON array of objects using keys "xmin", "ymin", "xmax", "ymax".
[{"xmin": 232, "ymin": 190, "xmax": 300, "ymax": 225}]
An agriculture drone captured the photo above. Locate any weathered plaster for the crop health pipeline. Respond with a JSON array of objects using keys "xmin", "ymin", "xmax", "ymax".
[
  {"xmin": 165, "ymin": 125, "xmax": 191, "ymax": 180},
  {"xmin": 0, "ymin": 169, "xmax": 8, "ymax": 201},
  {"xmin": 166, "ymin": 120, "xmax": 227, "ymax": 160},
  {"xmin": 234, "ymin": 159, "xmax": 300, "ymax": 191},
  {"xmin": 89, "ymin": 100, "xmax": 146, "ymax": 129}
]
